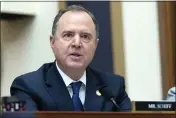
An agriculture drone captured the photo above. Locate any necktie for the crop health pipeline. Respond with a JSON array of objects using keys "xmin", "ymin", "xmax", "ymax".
[{"xmin": 71, "ymin": 81, "xmax": 84, "ymax": 111}]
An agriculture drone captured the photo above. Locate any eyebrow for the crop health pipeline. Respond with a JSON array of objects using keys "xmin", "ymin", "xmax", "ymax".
[
  {"xmin": 61, "ymin": 30, "xmax": 74, "ymax": 34},
  {"xmin": 61, "ymin": 30, "xmax": 93, "ymax": 37},
  {"xmin": 80, "ymin": 32, "xmax": 93, "ymax": 38}
]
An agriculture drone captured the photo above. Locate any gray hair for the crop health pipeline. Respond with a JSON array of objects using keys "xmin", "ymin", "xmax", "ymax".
[{"xmin": 51, "ymin": 5, "xmax": 99, "ymax": 39}]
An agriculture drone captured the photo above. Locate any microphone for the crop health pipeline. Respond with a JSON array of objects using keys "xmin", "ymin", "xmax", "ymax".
[{"xmin": 99, "ymin": 87, "xmax": 120, "ymax": 111}]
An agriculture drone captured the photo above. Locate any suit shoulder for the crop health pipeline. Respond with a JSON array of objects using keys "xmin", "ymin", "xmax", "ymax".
[
  {"xmin": 167, "ymin": 87, "xmax": 176, "ymax": 101},
  {"xmin": 88, "ymin": 67, "xmax": 124, "ymax": 82},
  {"xmin": 168, "ymin": 87, "xmax": 176, "ymax": 94},
  {"xmin": 12, "ymin": 62, "xmax": 54, "ymax": 85}
]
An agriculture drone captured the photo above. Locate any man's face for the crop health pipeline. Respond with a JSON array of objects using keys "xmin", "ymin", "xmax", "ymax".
[{"xmin": 50, "ymin": 11, "xmax": 98, "ymax": 70}]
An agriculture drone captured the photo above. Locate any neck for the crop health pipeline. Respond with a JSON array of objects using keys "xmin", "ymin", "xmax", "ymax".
[{"xmin": 56, "ymin": 62, "xmax": 85, "ymax": 81}]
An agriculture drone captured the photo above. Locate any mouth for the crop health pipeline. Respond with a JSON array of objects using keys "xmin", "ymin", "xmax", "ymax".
[
  {"xmin": 69, "ymin": 52, "xmax": 83, "ymax": 60},
  {"xmin": 70, "ymin": 52, "xmax": 82, "ymax": 57}
]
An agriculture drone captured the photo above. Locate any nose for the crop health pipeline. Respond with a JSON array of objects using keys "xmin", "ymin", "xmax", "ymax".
[{"xmin": 72, "ymin": 35, "xmax": 82, "ymax": 48}]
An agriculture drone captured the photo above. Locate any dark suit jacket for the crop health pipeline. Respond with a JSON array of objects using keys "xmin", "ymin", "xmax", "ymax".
[{"xmin": 10, "ymin": 62, "xmax": 131, "ymax": 111}]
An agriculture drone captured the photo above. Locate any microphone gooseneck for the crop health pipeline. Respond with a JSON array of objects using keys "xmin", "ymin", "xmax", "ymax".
[{"xmin": 99, "ymin": 87, "xmax": 120, "ymax": 111}]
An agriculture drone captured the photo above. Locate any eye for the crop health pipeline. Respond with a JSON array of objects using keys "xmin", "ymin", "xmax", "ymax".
[
  {"xmin": 64, "ymin": 32, "xmax": 73, "ymax": 38},
  {"xmin": 82, "ymin": 35, "xmax": 89, "ymax": 39},
  {"xmin": 62, "ymin": 32, "xmax": 74, "ymax": 41},
  {"xmin": 81, "ymin": 34, "xmax": 91, "ymax": 42}
]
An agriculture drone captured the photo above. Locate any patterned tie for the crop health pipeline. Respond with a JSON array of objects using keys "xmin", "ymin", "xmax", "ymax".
[{"xmin": 71, "ymin": 81, "xmax": 84, "ymax": 111}]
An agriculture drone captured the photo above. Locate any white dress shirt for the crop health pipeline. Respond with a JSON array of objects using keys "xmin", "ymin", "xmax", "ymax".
[{"xmin": 56, "ymin": 62, "xmax": 86, "ymax": 104}]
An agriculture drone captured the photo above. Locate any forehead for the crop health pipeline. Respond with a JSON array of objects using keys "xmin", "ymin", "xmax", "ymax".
[{"xmin": 57, "ymin": 11, "xmax": 96, "ymax": 33}]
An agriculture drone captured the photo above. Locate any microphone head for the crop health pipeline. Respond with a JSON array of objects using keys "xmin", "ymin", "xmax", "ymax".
[
  {"xmin": 99, "ymin": 87, "xmax": 121, "ymax": 110},
  {"xmin": 99, "ymin": 87, "xmax": 114, "ymax": 100}
]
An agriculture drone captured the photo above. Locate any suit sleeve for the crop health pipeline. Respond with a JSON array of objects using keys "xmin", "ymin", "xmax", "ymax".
[
  {"xmin": 116, "ymin": 77, "xmax": 132, "ymax": 111},
  {"xmin": 10, "ymin": 77, "xmax": 38, "ymax": 111}
]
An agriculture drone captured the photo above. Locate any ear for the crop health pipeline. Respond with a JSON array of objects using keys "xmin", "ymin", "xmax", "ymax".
[
  {"xmin": 50, "ymin": 35, "xmax": 55, "ymax": 49},
  {"xmin": 97, "ymin": 38, "xmax": 99, "ymax": 43},
  {"xmin": 95, "ymin": 38, "xmax": 99, "ymax": 48}
]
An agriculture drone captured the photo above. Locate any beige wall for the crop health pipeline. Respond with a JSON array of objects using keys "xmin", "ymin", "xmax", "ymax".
[
  {"xmin": 122, "ymin": 2, "xmax": 162, "ymax": 100},
  {"xmin": 1, "ymin": 2, "xmax": 58, "ymax": 96},
  {"xmin": 1, "ymin": 2, "xmax": 37, "ymax": 15}
]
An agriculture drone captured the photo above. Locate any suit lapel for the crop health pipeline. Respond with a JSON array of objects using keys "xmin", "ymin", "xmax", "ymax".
[
  {"xmin": 45, "ymin": 63, "xmax": 74, "ymax": 111},
  {"xmin": 44, "ymin": 63, "xmax": 107, "ymax": 111},
  {"xmin": 84, "ymin": 67, "xmax": 107, "ymax": 111}
]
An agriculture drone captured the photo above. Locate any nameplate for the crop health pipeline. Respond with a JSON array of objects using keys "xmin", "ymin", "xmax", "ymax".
[{"xmin": 133, "ymin": 101, "xmax": 176, "ymax": 111}]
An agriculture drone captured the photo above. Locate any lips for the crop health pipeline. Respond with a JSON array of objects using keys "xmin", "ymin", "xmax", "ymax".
[
  {"xmin": 70, "ymin": 52, "xmax": 82, "ymax": 57},
  {"xmin": 69, "ymin": 52, "xmax": 82, "ymax": 60}
]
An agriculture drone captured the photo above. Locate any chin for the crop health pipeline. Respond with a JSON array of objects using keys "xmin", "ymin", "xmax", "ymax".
[{"xmin": 67, "ymin": 63, "xmax": 85, "ymax": 69}]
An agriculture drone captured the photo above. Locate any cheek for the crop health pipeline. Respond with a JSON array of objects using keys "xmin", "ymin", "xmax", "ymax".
[
  {"xmin": 84, "ymin": 45, "xmax": 96, "ymax": 57},
  {"xmin": 53, "ymin": 42, "xmax": 68, "ymax": 56}
]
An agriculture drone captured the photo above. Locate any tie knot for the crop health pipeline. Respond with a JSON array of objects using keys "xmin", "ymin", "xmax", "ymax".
[{"xmin": 71, "ymin": 81, "xmax": 82, "ymax": 94}]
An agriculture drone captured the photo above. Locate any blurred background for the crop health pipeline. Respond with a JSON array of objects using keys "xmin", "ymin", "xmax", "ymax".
[{"xmin": 0, "ymin": 1, "xmax": 175, "ymax": 101}]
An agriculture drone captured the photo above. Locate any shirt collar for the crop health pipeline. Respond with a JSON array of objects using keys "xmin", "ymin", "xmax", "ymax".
[{"xmin": 55, "ymin": 62, "xmax": 86, "ymax": 87}]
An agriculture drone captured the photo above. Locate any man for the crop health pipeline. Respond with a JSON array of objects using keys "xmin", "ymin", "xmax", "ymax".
[
  {"xmin": 167, "ymin": 87, "xmax": 176, "ymax": 101},
  {"xmin": 10, "ymin": 5, "xmax": 131, "ymax": 111}
]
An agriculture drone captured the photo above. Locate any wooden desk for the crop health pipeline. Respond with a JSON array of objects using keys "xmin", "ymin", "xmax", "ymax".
[
  {"xmin": 2, "ymin": 111, "xmax": 175, "ymax": 118},
  {"xmin": 36, "ymin": 111, "xmax": 175, "ymax": 118}
]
